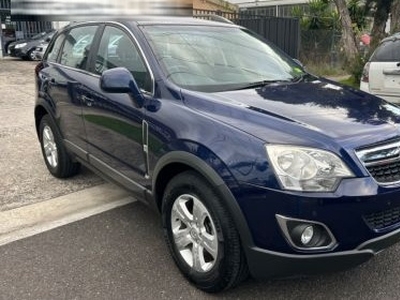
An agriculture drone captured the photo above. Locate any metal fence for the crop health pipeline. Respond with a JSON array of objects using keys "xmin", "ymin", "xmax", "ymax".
[
  {"xmin": 14, "ymin": 21, "xmax": 53, "ymax": 40},
  {"xmin": 193, "ymin": 9, "xmax": 300, "ymax": 59},
  {"xmin": 299, "ymin": 29, "xmax": 344, "ymax": 69}
]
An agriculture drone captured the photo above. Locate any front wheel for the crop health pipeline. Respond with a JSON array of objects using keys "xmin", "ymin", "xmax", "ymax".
[
  {"xmin": 162, "ymin": 171, "xmax": 248, "ymax": 293},
  {"xmin": 27, "ymin": 49, "xmax": 36, "ymax": 61}
]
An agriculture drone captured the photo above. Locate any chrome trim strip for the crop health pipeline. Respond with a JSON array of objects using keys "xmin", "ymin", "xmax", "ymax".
[
  {"xmin": 142, "ymin": 120, "xmax": 150, "ymax": 179},
  {"xmin": 355, "ymin": 140, "xmax": 400, "ymax": 185},
  {"xmin": 356, "ymin": 140, "xmax": 400, "ymax": 165},
  {"xmin": 46, "ymin": 21, "xmax": 155, "ymax": 96}
]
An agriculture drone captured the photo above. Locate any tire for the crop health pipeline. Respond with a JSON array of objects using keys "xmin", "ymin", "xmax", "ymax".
[
  {"xmin": 162, "ymin": 171, "xmax": 248, "ymax": 293},
  {"xmin": 39, "ymin": 115, "xmax": 80, "ymax": 178},
  {"xmin": 27, "ymin": 49, "xmax": 36, "ymax": 61}
]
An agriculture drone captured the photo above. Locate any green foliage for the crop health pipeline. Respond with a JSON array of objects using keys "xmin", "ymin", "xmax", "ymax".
[
  {"xmin": 292, "ymin": 0, "xmax": 339, "ymax": 30},
  {"xmin": 348, "ymin": 0, "xmax": 367, "ymax": 30},
  {"xmin": 339, "ymin": 76, "xmax": 359, "ymax": 88},
  {"xmin": 345, "ymin": 54, "xmax": 367, "ymax": 83}
]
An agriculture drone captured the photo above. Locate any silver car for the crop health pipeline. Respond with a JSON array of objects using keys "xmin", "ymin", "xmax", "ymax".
[
  {"xmin": 360, "ymin": 32, "xmax": 400, "ymax": 103},
  {"xmin": 32, "ymin": 42, "xmax": 49, "ymax": 60}
]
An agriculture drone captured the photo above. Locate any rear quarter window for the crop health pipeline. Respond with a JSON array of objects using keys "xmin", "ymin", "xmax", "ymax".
[{"xmin": 46, "ymin": 33, "xmax": 65, "ymax": 63}]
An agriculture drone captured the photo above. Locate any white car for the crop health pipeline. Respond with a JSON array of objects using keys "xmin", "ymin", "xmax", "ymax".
[{"xmin": 360, "ymin": 32, "xmax": 400, "ymax": 104}]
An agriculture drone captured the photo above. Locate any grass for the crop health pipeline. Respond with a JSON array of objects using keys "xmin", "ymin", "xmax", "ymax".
[
  {"xmin": 339, "ymin": 76, "xmax": 359, "ymax": 89},
  {"xmin": 302, "ymin": 61, "xmax": 348, "ymax": 77}
]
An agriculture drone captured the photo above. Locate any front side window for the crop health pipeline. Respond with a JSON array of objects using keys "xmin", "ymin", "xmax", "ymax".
[
  {"xmin": 60, "ymin": 26, "xmax": 97, "ymax": 70},
  {"xmin": 142, "ymin": 25, "xmax": 305, "ymax": 92},
  {"xmin": 94, "ymin": 26, "xmax": 152, "ymax": 92}
]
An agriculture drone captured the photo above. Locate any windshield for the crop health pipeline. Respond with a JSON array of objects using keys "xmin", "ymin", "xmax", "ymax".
[
  {"xmin": 31, "ymin": 32, "xmax": 47, "ymax": 40},
  {"xmin": 142, "ymin": 25, "xmax": 306, "ymax": 92}
]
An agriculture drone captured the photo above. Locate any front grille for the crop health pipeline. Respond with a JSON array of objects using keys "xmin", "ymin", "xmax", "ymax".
[
  {"xmin": 366, "ymin": 161, "xmax": 400, "ymax": 183},
  {"xmin": 364, "ymin": 206, "xmax": 400, "ymax": 230},
  {"xmin": 356, "ymin": 140, "xmax": 400, "ymax": 184}
]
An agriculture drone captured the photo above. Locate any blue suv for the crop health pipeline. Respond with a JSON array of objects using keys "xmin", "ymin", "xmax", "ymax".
[{"xmin": 35, "ymin": 18, "xmax": 400, "ymax": 292}]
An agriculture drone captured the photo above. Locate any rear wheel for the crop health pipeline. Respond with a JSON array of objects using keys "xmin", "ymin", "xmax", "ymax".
[
  {"xmin": 39, "ymin": 115, "xmax": 80, "ymax": 178},
  {"xmin": 162, "ymin": 171, "xmax": 248, "ymax": 293}
]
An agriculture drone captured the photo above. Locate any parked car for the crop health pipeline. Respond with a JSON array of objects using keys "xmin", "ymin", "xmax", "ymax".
[
  {"xmin": 8, "ymin": 30, "xmax": 55, "ymax": 60},
  {"xmin": 360, "ymin": 32, "xmax": 400, "ymax": 103},
  {"xmin": 2, "ymin": 28, "xmax": 16, "ymax": 54},
  {"xmin": 32, "ymin": 42, "xmax": 49, "ymax": 60},
  {"xmin": 35, "ymin": 18, "xmax": 400, "ymax": 292}
]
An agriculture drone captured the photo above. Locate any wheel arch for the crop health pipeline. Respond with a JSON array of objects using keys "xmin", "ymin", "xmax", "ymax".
[
  {"xmin": 34, "ymin": 104, "xmax": 49, "ymax": 138},
  {"xmin": 152, "ymin": 151, "xmax": 255, "ymax": 247}
]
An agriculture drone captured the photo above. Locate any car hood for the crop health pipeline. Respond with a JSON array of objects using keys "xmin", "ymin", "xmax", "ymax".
[
  {"xmin": 11, "ymin": 39, "xmax": 43, "ymax": 47},
  {"xmin": 182, "ymin": 79, "xmax": 400, "ymax": 149}
]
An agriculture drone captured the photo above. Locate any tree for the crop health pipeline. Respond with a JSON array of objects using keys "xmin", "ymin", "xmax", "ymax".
[
  {"xmin": 370, "ymin": 0, "xmax": 392, "ymax": 49},
  {"xmin": 333, "ymin": 0, "xmax": 359, "ymax": 60},
  {"xmin": 391, "ymin": 0, "xmax": 400, "ymax": 34},
  {"xmin": 292, "ymin": 0, "xmax": 339, "ymax": 30}
]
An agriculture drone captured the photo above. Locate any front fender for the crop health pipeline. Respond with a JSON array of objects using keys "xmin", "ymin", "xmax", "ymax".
[{"xmin": 152, "ymin": 149, "xmax": 256, "ymax": 249}]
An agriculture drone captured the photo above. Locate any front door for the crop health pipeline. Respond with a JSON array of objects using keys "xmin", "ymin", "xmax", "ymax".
[{"xmin": 82, "ymin": 25, "xmax": 153, "ymax": 196}]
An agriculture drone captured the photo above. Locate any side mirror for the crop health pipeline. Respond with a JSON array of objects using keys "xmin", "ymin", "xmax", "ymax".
[{"xmin": 100, "ymin": 67, "xmax": 144, "ymax": 106}]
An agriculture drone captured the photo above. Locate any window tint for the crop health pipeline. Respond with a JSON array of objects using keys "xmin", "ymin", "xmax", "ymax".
[
  {"xmin": 94, "ymin": 26, "xmax": 152, "ymax": 92},
  {"xmin": 372, "ymin": 39, "xmax": 400, "ymax": 62},
  {"xmin": 60, "ymin": 26, "xmax": 97, "ymax": 70},
  {"xmin": 47, "ymin": 33, "xmax": 65, "ymax": 62}
]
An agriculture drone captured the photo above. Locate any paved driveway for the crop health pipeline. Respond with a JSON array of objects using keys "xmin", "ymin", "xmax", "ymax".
[{"xmin": 0, "ymin": 58, "xmax": 103, "ymax": 211}]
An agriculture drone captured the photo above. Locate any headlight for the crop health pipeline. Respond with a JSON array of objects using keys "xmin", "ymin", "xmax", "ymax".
[
  {"xmin": 266, "ymin": 145, "xmax": 354, "ymax": 192},
  {"xmin": 15, "ymin": 43, "xmax": 27, "ymax": 49}
]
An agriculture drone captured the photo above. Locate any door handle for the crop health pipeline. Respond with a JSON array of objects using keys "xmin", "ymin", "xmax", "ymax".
[
  {"xmin": 82, "ymin": 95, "xmax": 94, "ymax": 106},
  {"xmin": 383, "ymin": 69, "xmax": 400, "ymax": 76}
]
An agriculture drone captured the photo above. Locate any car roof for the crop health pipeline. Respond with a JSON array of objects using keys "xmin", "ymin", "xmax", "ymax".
[
  {"xmin": 64, "ymin": 16, "xmax": 238, "ymax": 30},
  {"xmin": 381, "ymin": 32, "xmax": 400, "ymax": 43},
  {"xmin": 130, "ymin": 16, "xmax": 236, "ymax": 27}
]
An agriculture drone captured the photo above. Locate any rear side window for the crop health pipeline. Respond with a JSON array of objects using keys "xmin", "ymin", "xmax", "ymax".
[
  {"xmin": 371, "ymin": 39, "xmax": 400, "ymax": 62},
  {"xmin": 60, "ymin": 26, "xmax": 98, "ymax": 70},
  {"xmin": 46, "ymin": 33, "xmax": 65, "ymax": 62}
]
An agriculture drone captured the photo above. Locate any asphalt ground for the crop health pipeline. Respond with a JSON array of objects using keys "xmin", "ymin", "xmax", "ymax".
[
  {"xmin": 2, "ymin": 202, "xmax": 400, "ymax": 300},
  {"xmin": 2, "ymin": 58, "xmax": 400, "ymax": 299}
]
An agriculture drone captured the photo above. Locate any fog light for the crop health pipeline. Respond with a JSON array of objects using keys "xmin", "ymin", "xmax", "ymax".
[
  {"xmin": 276, "ymin": 214, "xmax": 337, "ymax": 251},
  {"xmin": 301, "ymin": 225, "xmax": 314, "ymax": 245}
]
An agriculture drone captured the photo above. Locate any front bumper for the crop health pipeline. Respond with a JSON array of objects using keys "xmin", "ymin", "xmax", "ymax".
[
  {"xmin": 246, "ymin": 224, "xmax": 400, "ymax": 279},
  {"xmin": 9, "ymin": 47, "xmax": 28, "ymax": 58},
  {"xmin": 233, "ymin": 177, "xmax": 400, "ymax": 279}
]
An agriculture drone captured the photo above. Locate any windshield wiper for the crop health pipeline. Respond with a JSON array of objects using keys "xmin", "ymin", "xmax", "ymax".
[{"xmin": 233, "ymin": 79, "xmax": 292, "ymax": 90}]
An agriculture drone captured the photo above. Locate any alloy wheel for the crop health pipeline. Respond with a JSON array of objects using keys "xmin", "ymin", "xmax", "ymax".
[
  {"xmin": 42, "ymin": 125, "xmax": 58, "ymax": 168},
  {"xmin": 171, "ymin": 194, "xmax": 218, "ymax": 273}
]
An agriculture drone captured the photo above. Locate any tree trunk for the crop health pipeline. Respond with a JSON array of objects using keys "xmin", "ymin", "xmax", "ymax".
[
  {"xmin": 333, "ymin": 0, "xmax": 359, "ymax": 61},
  {"xmin": 391, "ymin": 0, "xmax": 400, "ymax": 34},
  {"xmin": 370, "ymin": 0, "xmax": 391, "ymax": 50}
]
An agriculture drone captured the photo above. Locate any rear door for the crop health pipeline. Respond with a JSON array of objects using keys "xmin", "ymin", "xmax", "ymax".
[
  {"xmin": 41, "ymin": 25, "xmax": 99, "ymax": 159},
  {"xmin": 369, "ymin": 38, "xmax": 400, "ymax": 103}
]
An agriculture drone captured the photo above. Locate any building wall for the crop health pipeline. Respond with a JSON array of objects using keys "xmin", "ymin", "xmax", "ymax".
[
  {"xmin": 238, "ymin": 0, "xmax": 309, "ymax": 17},
  {"xmin": 193, "ymin": 0, "xmax": 238, "ymax": 12}
]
